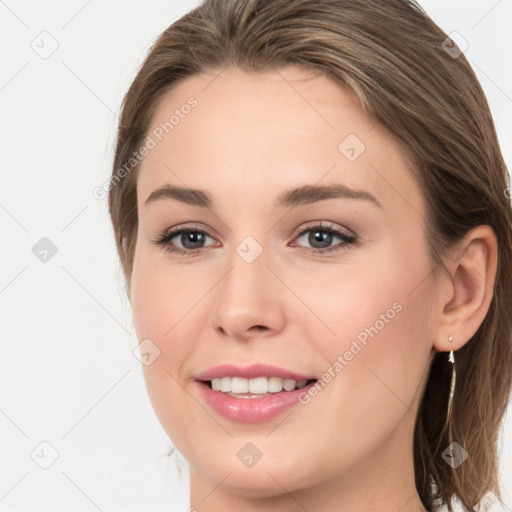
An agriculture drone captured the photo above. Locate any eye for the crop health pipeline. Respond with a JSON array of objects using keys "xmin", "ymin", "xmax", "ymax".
[
  {"xmin": 292, "ymin": 222, "xmax": 357, "ymax": 254},
  {"xmin": 151, "ymin": 224, "xmax": 217, "ymax": 256},
  {"xmin": 151, "ymin": 221, "xmax": 357, "ymax": 257}
]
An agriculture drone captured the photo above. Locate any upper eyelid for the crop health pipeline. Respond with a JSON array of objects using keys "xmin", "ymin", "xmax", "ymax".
[{"xmin": 162, "ymin": 221, "xmax": 349, "ymax": 238}]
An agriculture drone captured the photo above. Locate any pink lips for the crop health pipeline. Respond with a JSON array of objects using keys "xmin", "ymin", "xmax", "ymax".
[{"xmin": 194, "ymin": 363, "xmax": 317, "ymax": 423}]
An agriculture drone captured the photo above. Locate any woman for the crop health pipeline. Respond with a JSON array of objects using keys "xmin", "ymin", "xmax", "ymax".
[{"xmin": 108, "ymin": 0, "xmax": 512, "ymax": 510}]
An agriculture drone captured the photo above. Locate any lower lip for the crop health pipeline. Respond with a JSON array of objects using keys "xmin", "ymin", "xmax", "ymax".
[{"xmin": 196, "ymin": 380, "xmax": 316, "ymax": 423}]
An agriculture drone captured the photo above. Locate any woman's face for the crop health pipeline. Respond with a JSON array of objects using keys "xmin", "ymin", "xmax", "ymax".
[{"xmin": 130, "ymin": 65, "xmax": 438, "ymax": 503}]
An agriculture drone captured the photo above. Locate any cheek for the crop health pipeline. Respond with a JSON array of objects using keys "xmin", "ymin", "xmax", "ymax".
[
  {"xmin": 130, "ymin": 255, "xmax": 202, "ymax": 442},
  {"xmin": 130, "ymin": 245, "xmax": 206, "ymax": 344},
  {"xmin": 303, "ymin": 239, "xmax": 428, "ymax": 363},
  {"xmin": 309, "ymin": 249, "xmax": 434, "ymax": 442}
]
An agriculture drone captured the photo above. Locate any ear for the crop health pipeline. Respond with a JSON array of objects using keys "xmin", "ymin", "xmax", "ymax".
[{"xmin": 433, "ymin": 225, "xmax": 498, "ymax": 352}]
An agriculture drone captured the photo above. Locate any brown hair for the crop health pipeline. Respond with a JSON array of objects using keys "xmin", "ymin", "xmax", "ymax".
[{"xmin": 108, "ymin": 0, "xmax": 512, "ymax": 509}]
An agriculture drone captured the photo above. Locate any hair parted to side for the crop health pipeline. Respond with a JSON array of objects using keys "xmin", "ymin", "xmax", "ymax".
[{"xmin": 108, "ymin": 0, "xmax": 512, "ymax": 510}]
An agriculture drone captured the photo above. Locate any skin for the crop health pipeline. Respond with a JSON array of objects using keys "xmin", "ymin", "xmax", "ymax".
[{"xmin": 129, "ymin": 65, "xmax": 498, "ymax": 512}]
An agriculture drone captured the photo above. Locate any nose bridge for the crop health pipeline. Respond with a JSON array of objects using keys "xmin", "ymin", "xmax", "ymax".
[{"xmin": 209, "ymin": 234, "xmax": 286, "ymax": 338}]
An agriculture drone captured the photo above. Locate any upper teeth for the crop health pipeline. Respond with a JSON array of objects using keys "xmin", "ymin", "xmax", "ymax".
[{"xmin": 211, "ymin": 376, "xmax": 308, "ymax": 394}]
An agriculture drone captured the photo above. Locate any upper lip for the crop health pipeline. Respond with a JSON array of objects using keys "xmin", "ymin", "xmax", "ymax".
[{"xmin": 195, "ymin": 363, "xmax": 316, "ymax": 382}]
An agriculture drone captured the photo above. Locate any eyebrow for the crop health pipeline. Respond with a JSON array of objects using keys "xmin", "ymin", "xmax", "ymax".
[{"xmin": 144, "ymin": 183, "xmax": 382, "ymax": 209}]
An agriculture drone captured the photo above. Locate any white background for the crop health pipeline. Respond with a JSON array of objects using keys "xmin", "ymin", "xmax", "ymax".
[{"xmin": 0, "ymin": 1, "xmax": 511, "ymax": 511}]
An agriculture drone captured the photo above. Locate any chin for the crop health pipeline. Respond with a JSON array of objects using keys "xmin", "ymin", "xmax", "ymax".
[
  {"xmin": 198, "ymin": 463, "xmax": 308, "ymax": 499},
  {"xmin": 189, "ymin": 444, "xmax": 321, "ymax": 499}
]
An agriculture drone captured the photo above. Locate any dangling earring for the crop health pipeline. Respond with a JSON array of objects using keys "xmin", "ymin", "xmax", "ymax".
[{"xmin": 446, "ymin": 335, "xmax": 456, "ymax": 425}]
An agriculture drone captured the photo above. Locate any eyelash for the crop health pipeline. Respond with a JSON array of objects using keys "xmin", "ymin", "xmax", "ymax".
[{"xmin": 151, "ymin": 222, "xmax": 357, "ymax": 257}]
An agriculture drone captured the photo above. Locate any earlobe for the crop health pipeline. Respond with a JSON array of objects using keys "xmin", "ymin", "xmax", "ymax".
[{"xmin": 433, "ymin": 225, "xmax": 498, "ymax": 353}]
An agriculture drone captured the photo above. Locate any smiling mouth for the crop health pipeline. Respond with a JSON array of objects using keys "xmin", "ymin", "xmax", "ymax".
[{"xmin": 200, "ymin": 377, "xmax": 318, "ymax": 398}]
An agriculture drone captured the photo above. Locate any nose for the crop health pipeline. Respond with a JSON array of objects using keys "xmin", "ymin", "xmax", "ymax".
[{"xmin": 209, "ymin": 242, "xmax": 287, "ymax": 342}]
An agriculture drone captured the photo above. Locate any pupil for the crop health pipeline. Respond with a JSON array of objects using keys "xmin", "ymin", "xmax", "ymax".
[
  {"xmin": 182, "ymin": 231, "xmax": 204, "ymax": 249},
  {"xmin": 310, "ymin": 230, "xmax": 332, "ymax": 248}
]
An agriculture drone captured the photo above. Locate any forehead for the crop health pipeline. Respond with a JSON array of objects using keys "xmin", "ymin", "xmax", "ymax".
[{"xmin": 136, "ymin": 65, "xmax": 423, "ymax": 217}]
